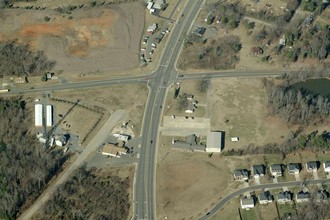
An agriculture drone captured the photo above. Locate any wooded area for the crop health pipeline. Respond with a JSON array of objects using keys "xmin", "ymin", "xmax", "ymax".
[
  {"xmin": 0, "ymin": 41, "xmax": 55, "ymax": 76},
  {"xmin": 263, "ymin": 69, "xmax": 330, "ymax": 124},
  {"xmin": 0, "ymin": 97, "xmax": 69, "ymax": 219},
  {"xmin": 35, "ymin": 166, "xmax": 131, "ymax": 220}
]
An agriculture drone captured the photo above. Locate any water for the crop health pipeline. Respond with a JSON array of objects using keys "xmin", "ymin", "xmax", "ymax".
[{"xmin": 293, "ymin": 78, "xmax": 330, "ymax": 98}]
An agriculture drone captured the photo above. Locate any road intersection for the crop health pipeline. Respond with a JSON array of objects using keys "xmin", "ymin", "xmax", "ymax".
[{"xmin": 5, "ymin": 1, "xmax": 303, "ymax": 220}]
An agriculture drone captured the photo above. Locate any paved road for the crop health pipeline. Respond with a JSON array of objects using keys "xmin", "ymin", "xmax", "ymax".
[
  {"xmin": 18, "ymin": 110, "xmax": 128, "ymax": 220},
  {"xmin": 198, "ymin": 179, "xmax": 330, "ymax": 220},
  {"xmin": 134, "ymin": 1, "xmax": 206, "ymax": 219}
]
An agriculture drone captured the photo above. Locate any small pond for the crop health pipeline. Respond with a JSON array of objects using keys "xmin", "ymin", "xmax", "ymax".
[{"xmin": 292, "ymin": 78, "xmax": 330, "ymax": 98}]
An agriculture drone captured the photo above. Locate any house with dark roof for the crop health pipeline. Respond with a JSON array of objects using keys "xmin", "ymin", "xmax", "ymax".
[
  {"xmin": 240, "ymin": 196, "xmax": 255, "ymax": 209},
  {"xmin": 287, "ymin": 163, "xmax": 301, "ymax": 175},
  {"xmin": 270, "ymin": 164, "xmax": 284, "ymax": 177},
  {"xmin": 192, "ymin": 26, "xmax": 206, "ymax": 36},
  {"xmin": 233, "ymin": 169, "xmax": 249, "ymax": 181},
  {"xmin": 296, "ymin": 191, "xmax": 310, "ymax": 203},
  {"xmin": 252, "ymin": 164, "xmax": 266, "ymax": 178},
  {"xmin": 258, "ymin": 191, "xmax": 273, "ymax": 204},
  {"xmin": 323, "ymin": 161, "xmax": 330, "ymax": 173},
  {"xmin": 316, "ymin": 190, "xmax": 329, "ymax": 202},
  {"xmin": 306, "ymin": 161, "xmax": 319, "ymax": 172},
  {"xmin": 277, "ymin": 191, "xmax": 292, "ymax": 204}
]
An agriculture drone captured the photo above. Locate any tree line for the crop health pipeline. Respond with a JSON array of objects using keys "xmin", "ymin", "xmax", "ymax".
[
  {"xmin": 0, "ymin": 97, "xmax": 69, "ymax": 219},
  {"xmin": 0, "ymin": 41, "xmax": 55, "ymax": 77},
  {"xmin": 34, "ymin": 166, "xmax": 131, "ymax": 220}
]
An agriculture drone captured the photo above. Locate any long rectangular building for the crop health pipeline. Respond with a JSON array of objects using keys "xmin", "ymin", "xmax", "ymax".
[
  {"xmin": 35, "ymin": 104, "xmax": 43, "ymax": 127},
  {"xmin": 46, "ymin": 105, "xmax": 53, "ymax": 127}
]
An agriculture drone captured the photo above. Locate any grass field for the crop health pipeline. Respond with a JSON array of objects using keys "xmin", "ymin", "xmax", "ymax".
[
  {"xmin": 241, "ymin": 208, "xmax": 258, "ymax": 220},
  {"xmin": 278, "ymin": 203, "xmax": 298, "ymax": 219},
  {"xmin": 210, "ymin": 199, "xmax": 240, "ymax": 220},
  {"xmin": 257, "ymin": 202, "xmax": 279, "ymax": 220}
]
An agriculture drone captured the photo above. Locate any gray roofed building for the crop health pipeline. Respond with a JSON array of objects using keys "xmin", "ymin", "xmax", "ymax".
[
  {"xmin": 240, "ymin": 196, "xmax": 255, "ymax": 209},
  {"xmin": 172, "ymin": 134, "xmax": 205, "ymax": 152},
  {"xmin": 233, "ymin": 169, "xmax": 249, "ymax": 181},
  {"xmin": 258, "ymin": 191, "xmax": 273, "ymax": 204},
  {"xmin": 192, "ymin": 26, "xmax": 206, "ymax": 36},
  {"xmin": 206, "ymin": 131, "xmax": 223, "ymax": 153},
  {"xmin": 296, "ymin": 191, "xmax": 310, "ymax": 203},
  {"xmin": 306, "ymin": 161, "xmax": 318, "ymax": 172},
  {"xmin": 252, "ymin": 164, "xmax": 265, "ymax": 178},
  {"xmin": 153, "ymin": 0, "xmax": 165, "ymax": 10},
  {"xmin": 287, "ymin": 163, "xmax": 301, "ymax": 174},
  {"xmin": 277, "ymin": 191, "xmax": 292, "ymax": 204},
  {"xmin": 270, "ymin": 164, "xmax": 283, "ymax": 177}
]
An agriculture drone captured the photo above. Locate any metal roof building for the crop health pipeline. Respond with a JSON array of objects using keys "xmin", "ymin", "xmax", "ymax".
[
  {"xmin": 46, "ymin": 105, "xmax": 53, "ymax": 127},
  {"xmin": 206, "ymin": 131, "xmax": 223, "ymax": 153},
  {"xmin": 35, "ymin": 104, "xmax": 43, "ymax": 127}
]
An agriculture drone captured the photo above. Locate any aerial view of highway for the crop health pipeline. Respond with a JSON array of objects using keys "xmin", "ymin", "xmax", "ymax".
[{"xmin": 0, "ymin": 0, "xmax": 329, "ymax": 220}]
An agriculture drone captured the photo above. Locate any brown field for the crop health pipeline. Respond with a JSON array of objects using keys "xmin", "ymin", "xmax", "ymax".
[
  {"xmin": 210, "ymin": 198, "xmax": 240, "ymax": 220},
  {"xmin": 0, "ymin": 2, "xmax": 144, "ymax": 79},
  {"xmin": 157, "ymin": 140, "xmax": 243, "ymax": 220},
  {"xmin": 52, "ymin": 84, "xmax": 148, "ymax": 137}
]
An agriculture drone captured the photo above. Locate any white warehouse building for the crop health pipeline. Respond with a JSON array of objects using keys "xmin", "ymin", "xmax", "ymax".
[
  {"xmin": 35, "ymin": 104, "xmax": 43, "ymax": 127},
  {"xmin": 46, "ymin": 105, "xmax": 53, "ymax": 127}
]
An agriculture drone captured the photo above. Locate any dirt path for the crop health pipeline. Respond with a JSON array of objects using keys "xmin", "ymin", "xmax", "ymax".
[
  {"xmin": 18, "ymin": 110, "xmax": 128, "ymax": 220},
  {"xmin": 243, "ymin": 16, "xmax": 275, "ymax": 27}
]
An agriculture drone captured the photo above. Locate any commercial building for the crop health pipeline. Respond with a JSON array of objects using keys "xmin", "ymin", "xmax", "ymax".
[
  {"xmin": 46, "ymin": 105, "xmax": 53, "ymax": 127},
  {"xmin": 102, "ymin": 143, "xmax": 127, "ymax": 158},
  {"xmin": 35, "ymin": 104, "xmax": 43, "ymax": 127},
  {"xmin": 206, "ymin": 131, "xmax": 223, "ymax": 153}
]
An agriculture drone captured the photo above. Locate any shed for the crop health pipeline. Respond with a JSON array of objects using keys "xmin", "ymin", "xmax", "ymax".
[
  {"xmin": 46, "ymin": 105, "xmax": 53, "ymax": 127},
  {"xmin": 206, "ymin": 131, "xmax": 223, "ymax": 153},
  {"xmin": 35, "ymin": 104, "xmax": 43, "ymax": 127}
]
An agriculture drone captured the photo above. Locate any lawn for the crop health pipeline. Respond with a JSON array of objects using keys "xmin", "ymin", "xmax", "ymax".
[
  {"xmin": 240, "ymin": 208, "xmax": 257, "ymax": 220},
  {"xmin": 277, "ymin": 203, "xmax": 297, "ymax": 219}
]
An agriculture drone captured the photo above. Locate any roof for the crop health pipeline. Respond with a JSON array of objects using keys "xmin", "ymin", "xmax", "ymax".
[
  {"xmin": 206, "ymin": 131, "xmax": 223, "ymax": 152},
  {"xmin": 102, "ymin": 144, "xmax": 126, "ymax": 156},
  {"xmin": 241, "ymin": 197, "xmax": 254, "ymax": 206},
  {"xmin": 306, "ymin": 161, "xmax": 318, "ymax": 169},
  {"xmin": 153, "ymin": 0, "xmax": 165, "ymax": 9},
  {"xmin": 172, "ymin": 141, "xmax": 205, "ymax": 152},
  {"xmin": 234, "ymin": 169, "xmax": 249, "ymax": 177},
  {"xmin": 251, "ymin": 47, "xmax": 263, "ymax": 55},
  {"xmin": 253, "ymin": 164, "xmax": 265, "ymax": 175},
  {"xmin": 270, "ymin": 164, "xmax": 282, "ymax": 172},
  {"xmin": 186, "ymin": 102, "xmax": 195, "ymax": 111},
  {"xmin": 277, "ymin": 191, "xmax": 292, "ymax": 201},
  {"xmin": 35, "ymin": 104, "xmax": 43, "ymax": 127},
  {"xmin": 287, "ymin": 163, "xmax": 301, "ymax": 171},
  {"xmin": 258, "ymin": 191, "xmax": 272, "ymax": 201},
  {"xmin": 191, "ymin": 144, "xmax": 206, "ymax": 152},
  {"xmin": 186, "ymin": 134, "xmax": 197, "ymax": 144},
  {"xmin": 192, "ymin": 27, "xmax": 206, "ymax": 36},
  {"xmin": 296, "ymin": 191, "xmax": 310, "ymax": 200}
]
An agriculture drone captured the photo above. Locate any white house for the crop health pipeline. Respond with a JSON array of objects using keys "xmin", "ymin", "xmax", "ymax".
[
  {"xmin": 240, "ymin": 197, "xmax": 255, "ymax": 209},
  {"xmin": 323, "ymin": 161, "xmax": 330, "ymax": 173}
]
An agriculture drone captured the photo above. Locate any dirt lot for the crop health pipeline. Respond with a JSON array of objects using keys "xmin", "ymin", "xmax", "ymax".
[
  {"xmin": 156, "ymin": 140, "xmax": 243, "ymax": 220},
  {"xmin": 52, "ymin": 84, "xmax": 148, "ymax": 137},
  {"xmin": 0, "ymin": 1, "xmax": 144, "ymax": 79}
]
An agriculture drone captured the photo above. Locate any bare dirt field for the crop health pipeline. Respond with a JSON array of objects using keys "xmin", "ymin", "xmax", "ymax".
[
  {"xmin": 157, "ymin": 142, "xmax": 242, "ymax": 220},
  {"xmin": 52, "ymin": 84, "xmax": 148, "ymax": 137},
  {"xmin": 0, "ymin": 2, "xmax": 145, "ymax": 79}
]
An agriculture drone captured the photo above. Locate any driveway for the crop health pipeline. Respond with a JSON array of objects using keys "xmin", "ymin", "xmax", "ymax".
[
  {"xmin": 255, "ymin": 177, "xmax": 260, "ymax": 185},
  {"xmin": 313, "ymin": 171, "xmax": 319, "ymax": 180},
  {"xmin": 294, "ymin": 173, "xmax": 301, "ymax": 181}
]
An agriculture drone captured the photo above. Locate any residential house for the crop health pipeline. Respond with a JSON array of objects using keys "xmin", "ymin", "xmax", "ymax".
[
  {"xmin": 258, "ymin": 191, "xmax": 273, "ymax": 204},
  {"xmin": 192, "ymin": 26, "xmax": 206, "ymax": 36},
  {"xmin": 277, "ymin": 191, "xmax": 292, "ymax": 204},
  {"xmin": 270, "ymin": 164, "xmax": 284, "ymax": 177},
  {"xmin": 287, "ymin": 163, "xmax": 301, "ymax": 175},
  {"xmin": 316, "ymin": 190, "xmax": 329, "ymax": 202},
  {"xmin": 252, "ymin": 164, "xmax": 266, "ymax": 178},
  {"xmin": 233, "ymin": 169, "xmax": 249, "ymax": 181},
  {"xmin": 251, "ymin": 47, "xmax": 263, "ymax": 56},
  {"xmin": 240, "ymin": 197, "xmax": 255, "ymax": 209},
  {"xmin": 296, "ymin": 191, "xmax": 310, "ymax": 203},
  {"xmin": 102, "ymin": 143, "xmax": 127, "ymax": 158},
  {"xmin": 306, "ymin": 161, "xmax": 319, "ymax": 172},
  {"xmin": 323, "ymin": 161, "xmax": 330, "ymax": 173}
]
